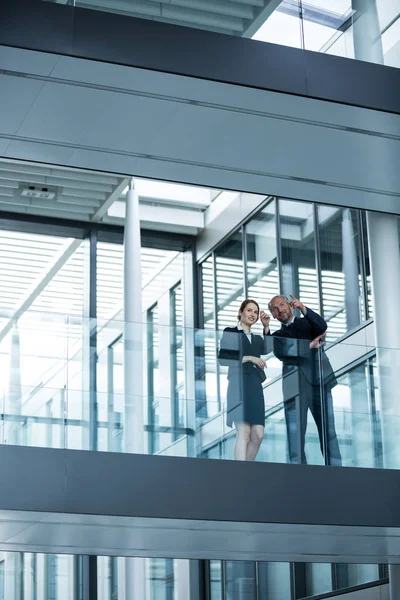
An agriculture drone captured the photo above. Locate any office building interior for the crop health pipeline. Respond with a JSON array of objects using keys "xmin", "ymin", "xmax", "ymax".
[{"xmin": 0, "ymin": 0, "xmax": 399, "ymax": 599}]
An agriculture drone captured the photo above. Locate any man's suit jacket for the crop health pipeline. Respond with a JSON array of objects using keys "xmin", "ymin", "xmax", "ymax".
[{"xmin": 269, "ymin": 308, "xmax": 337, "ymax": 401}]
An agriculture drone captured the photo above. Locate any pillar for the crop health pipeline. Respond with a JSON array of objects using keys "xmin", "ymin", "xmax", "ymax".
[
  {"xmin": 353, "ymin": 4, "xmax": 399, "ymax": 593},
  {"xmin": 342, "ymin": 209, "xmax": 360, "ymax": 331},
  {"xmin": 367, "ymin": 213, "xmax": 400, "ymax": 468},
  {"xmin": 352, "ymin": 0, "xmax": 384, "ymax": 64},
  {"xmin": 342, "ymin": 210, "xmax": 374, "ymax": 465},
  {"xmin": 7, "ymin": 325, "xmax": 22, "ymax": 445},
  {"xmin": 123, "ymin": 178, "xmax": 146, "ymax": 599}
]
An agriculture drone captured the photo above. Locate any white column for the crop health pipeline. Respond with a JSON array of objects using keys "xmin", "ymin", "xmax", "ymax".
[
  {"xmin": 367, "ymin": 213, "xmax": 400, "ymax": 469},
  {"xmin": 7, "ymin": 325, "xmax": 22, "ymax": 445},
  {"xmin": 124, "ymin": 177, "xmax": 144, "ymax": 455},
  {"xmin": 353, "ymin": 8, "xmax": 398, "ymax": 595},
  {"xmin": 183, "ymin": 249, "xmax": 197, "ymax": 458},
  {"xmin": 342, "ymin": 208, "xmax": 361, "ymax": 331},
  {"xmin": 352, "ymin": 0, "xmax": 384, "ymax": 64},
  {"xmin": 123, "ymin": 178, "xmax": 146, "ymax": 599}
]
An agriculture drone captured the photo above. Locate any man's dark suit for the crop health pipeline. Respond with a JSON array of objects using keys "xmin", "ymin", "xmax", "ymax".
[{"xmin": 270, "ymin": 308, "xmax": 342, "ymax": 465}]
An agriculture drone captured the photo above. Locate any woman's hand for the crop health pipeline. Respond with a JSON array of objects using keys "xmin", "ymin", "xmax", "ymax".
[
  {"xmin": 243, "ymin": 355, "xmax": 267, "ymax": 368},
  {"xmin": 260, "ymin": 310, "xmax": 270, "ymax": 331}
]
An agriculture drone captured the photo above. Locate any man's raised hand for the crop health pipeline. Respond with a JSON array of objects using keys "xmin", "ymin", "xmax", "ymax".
[{"xmin": 289, "ymin": 294, "xmax": 306, "ymax": 314}]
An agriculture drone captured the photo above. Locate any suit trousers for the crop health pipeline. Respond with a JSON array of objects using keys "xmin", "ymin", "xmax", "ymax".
[{"xmin": 284, "ymin": 384, "xmax": 342, "ymax": 466}]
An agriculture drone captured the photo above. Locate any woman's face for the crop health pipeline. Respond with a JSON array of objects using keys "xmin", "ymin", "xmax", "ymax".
[{"xmin": 239, "ymin": 303, "xmax": 259, "ymax": 327}]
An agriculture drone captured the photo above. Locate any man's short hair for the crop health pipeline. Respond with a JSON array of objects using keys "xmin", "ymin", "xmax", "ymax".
[{"xmin": 268, "ymin": 295, "xmax": 287, "ymax": 312}]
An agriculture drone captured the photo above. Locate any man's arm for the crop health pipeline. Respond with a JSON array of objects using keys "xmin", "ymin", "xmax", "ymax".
[
  {"xmin": 290, "ymin": 295, "xmax": 327, "ymax": 338},
  {"xmin": 303, "ymin": 307, "xmax": 328, "ymax": 337}
]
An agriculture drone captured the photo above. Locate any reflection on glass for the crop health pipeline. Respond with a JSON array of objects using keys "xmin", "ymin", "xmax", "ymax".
[
  {"xmin": 246, "ymin": 200, "xmax": 280, "ymax": 334},
  {"xmin": 215, "ymin": 231, "xmax": 244, "ymax": 331},
  {"xmin": 210, "ymin": 560, "xmax": 223, "ymax": 600},
  {"xmin": 148, "ymin": 305, "xmax": 160, "ymax": 453},
  {"xmin": 331, "ymin": 360, "xmax": 381, "ymax": 468},
  {"xmin": 148, "ymin": 558, "xmax": 174, "ymax": 600},
  {"xmin": 258, "ymin": 562, "xmax": 291, "ymax": 600},
  {"xmin": 171, "ymin": 283, "xmax": 185, "ymax": 440},
  {"xmin": 225, "ymin": 561, "xmax": 256, "ymax": 600},
  {"xmin": 198, "ymin": 256, "xmax": 219, "ymax": 419},
  {"xmin": 318, "ymin": 206, "xmax": 364, "ymax": 341},
  {"xmin": 279, "ymin": 199, "xmax": 319, "ymax": 313},
  {"xmin": 252, "ymin": 6, "xmax": 303, "ymax": 49},
  {"xmin": 361, "ymin": 213, "xmax": 373, "ymax": 320},
  {"xmin": 258, "ymin": 408, "xmax": 287, "ymax": 464},
  {"xmin": 336, "ymin": 563, "xmax": 380, "ymax": 589},
  {"xmin": 215, "ymin": 231, "xmax": 244, "ymax": 411},
  {"xmin": 306, "ymin": 562, "xmax": 333, "ymax": 597}
]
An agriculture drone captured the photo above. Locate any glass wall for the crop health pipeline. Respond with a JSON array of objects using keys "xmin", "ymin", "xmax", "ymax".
[
  {"xmin": 318, "ymin": 207, "xmax": 366, "ymax": 341},
  {"xmin": 0, "ymin": 552, "xmax": 385, "ymax": 600},
  {"xmin": 208, "ymin": 559, "xmax": 384, "ymax": 600},
  {"xmin": 198, "ymin": 199, "xmax": 400, "ymax": 472},
  {"xmin": 42, "ymin": 0, "xmax": 400, "ymax": 68}
]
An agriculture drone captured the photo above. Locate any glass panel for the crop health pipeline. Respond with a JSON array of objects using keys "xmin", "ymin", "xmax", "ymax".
[
  {"xmin": 171, "ymin": 284, "xmax": 185, "ymax": 440},
  {"xmin": 215, "ymin": 231, "xmax": 244, "ymax": 411},
  {"xmin": 336, "ymin": 563, "xmax": 380, "ymax": 589},
  {"xmin": 210, "ymin": 560, "xmax": 223, "ymax": 600},
  {"xmin": 0, "ymin": 225, "xmax": 83, "ymax": 449},
  {"xmin": 215, "ymin": 231, "xmax": 244, "ymax": 330},
  {"xmin": 258, "ymin": 562, "xmax": 291, "ymax": 600},
  {"xmin": 305, "ymin": 563, "xmax": 332, "ymax": 597},
  {"xmin": 0, "ymin": 552, "xmax": 75, "ymax": 600},
  {"xmin": 361, "ymin": 213, "xmax": 373, "ymax": 320},
  {"xmin": 198, "ymin": 256, "xmax": 219, "ymax": 419},
  {"xmin": 246, "ymin": 200, "xmax": 280, "ymax": 334},
  {"xmin": 148, "ymin": 558, "xmax": 174, "ymax": 600},
  {"xmin": 252, "ymin": 5, "xmax": 303, "ymax": 49},
  {"xmin": 318, "ymin": 206, "xmax": 364, "ymax": 342},
  {"xmin": 258, "ymin": 408, "xmax": 287, "ymax": 464},
  {"xmin": 279, "ymin": 199, "xmax": 319, "ymax": 314},
  {"xmin": 148, "ymin": 305, "xmax": 161, "ymax": 454},
  {"xmin": 303, "ymin": 0, "xmax": 400, "ymax": 68},
  {"xmin": 331, "ymin": 360, "xmax": 379, "ymax": 468},
  {"xmin": 224, "ymin": 561, "xmax": 256, "ymax": 600}
]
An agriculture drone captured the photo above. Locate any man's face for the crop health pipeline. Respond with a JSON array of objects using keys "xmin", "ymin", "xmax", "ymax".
[{"xmin": 270, "ymin": 297, "xmax": 293, "ymax": 324}]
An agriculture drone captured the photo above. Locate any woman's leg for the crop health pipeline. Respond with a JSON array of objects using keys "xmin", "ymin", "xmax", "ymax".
[
  {"xmin": 247, "ymin": 425, "xmax": 265, "ymax": 461},
  {"xmin": 234, "ymin": 422, "xmax": 251, "ymax": 461}
]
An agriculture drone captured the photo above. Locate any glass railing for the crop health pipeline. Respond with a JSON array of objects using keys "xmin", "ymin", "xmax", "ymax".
[
  {"xmin": 40, "ymin": 0, "xmax": 400, "ymax": 69},
  {"xmin": 0, "ymin": 309, "xmax": 399, "ymax": 468}
]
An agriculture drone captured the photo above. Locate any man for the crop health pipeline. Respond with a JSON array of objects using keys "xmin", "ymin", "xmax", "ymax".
[{"xmin": 260, "ymin": 295, "xmax": 341, "ymax": 466}]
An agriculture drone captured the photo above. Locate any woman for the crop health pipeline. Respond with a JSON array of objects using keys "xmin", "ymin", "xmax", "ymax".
[{"xmin": 218, "ymin": 299, "xmax": 271, "ymax": 461}]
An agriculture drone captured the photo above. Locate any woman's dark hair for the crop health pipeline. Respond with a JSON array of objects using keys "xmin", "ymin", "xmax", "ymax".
[{"xmin": 237, "ymin": 299, "xmax": 260, "ymax": 321}]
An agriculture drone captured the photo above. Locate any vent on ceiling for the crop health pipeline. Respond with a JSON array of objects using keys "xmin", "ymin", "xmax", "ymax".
[{"xmin": 21, "ymin": 186, "xmax": 56, "ymax": 200}]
